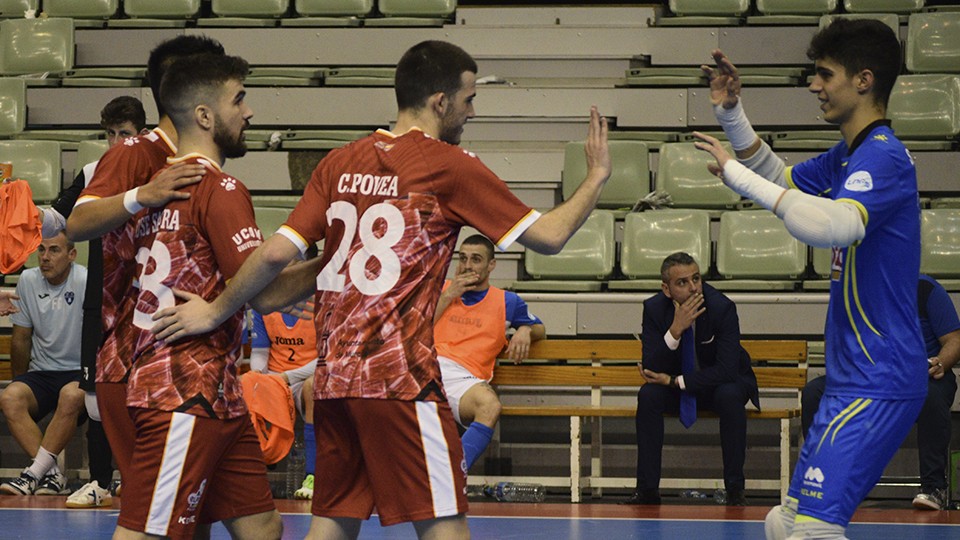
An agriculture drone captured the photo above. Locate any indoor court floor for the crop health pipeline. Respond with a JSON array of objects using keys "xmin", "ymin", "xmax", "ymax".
[{"xmin": 0, "ymin": 498, "xmax": 957, "ymax": 539}]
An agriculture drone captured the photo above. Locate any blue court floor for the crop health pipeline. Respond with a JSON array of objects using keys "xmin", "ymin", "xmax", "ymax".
[{"xmin": 0, "ymin": 503, "xmax": 957, "ymax": 539}]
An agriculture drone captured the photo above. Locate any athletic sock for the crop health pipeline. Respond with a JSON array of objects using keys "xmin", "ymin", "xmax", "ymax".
[
  {"xmin": 788, "ymin": 515, "xmax": 848, "ymax": 539},
  {"xmin": 461, "ymin": 422, "xmax": 495, "ymax": 469},
  {"xmin": 764, "ymin": 496, "xmax": 798, "ymax": 540},
  {"xmin": 27, "ymin": 447, "xmax": 58, "ymax": 480},
  {"xmin": 303, "ymin": 422, "xmax": 316, "ymax": 476}
]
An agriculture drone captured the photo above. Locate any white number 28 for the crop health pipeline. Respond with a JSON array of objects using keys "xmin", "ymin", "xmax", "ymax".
[{"xmin": 316, "ymin": 201, "xmax": 404, "ymax": 296}]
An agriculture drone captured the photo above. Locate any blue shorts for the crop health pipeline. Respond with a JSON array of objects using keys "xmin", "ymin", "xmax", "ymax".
[
  {"xmin": 12, "ymin": 370, "xmax": 82, "ymax": 421},
  {"xmin": 788, "ymin": 394, "xmax": 923, "ymax": 526}
]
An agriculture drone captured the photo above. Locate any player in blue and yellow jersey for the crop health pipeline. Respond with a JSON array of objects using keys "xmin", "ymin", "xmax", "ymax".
[{"xmin": 693, "ymin": 19, "xmax": 925, "ymax": 540}]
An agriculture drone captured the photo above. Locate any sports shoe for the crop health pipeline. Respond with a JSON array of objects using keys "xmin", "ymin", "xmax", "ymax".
[
  {"xmin": 0, "ymin": 470, "xmax": 39, "ymax": 495},
  {"xmin": 35, "ymin": 471, "xmax": 69, "ymax": 495},
  {"xmin": 294, "ymin": 474, "xmax": 314, "ymax": 500},
  {"xmin": 912, "ymin": 487, "xmax": 949, "ymax": 511},
  {"xmin": 66, "ymin": 481, "xmax": 113, "ymax": 508}
]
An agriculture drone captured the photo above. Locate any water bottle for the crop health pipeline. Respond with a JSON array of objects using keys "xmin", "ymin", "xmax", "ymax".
[
  {"xmin": 680, "ymin": 489, "xmax": 707, "ymax": 499},
  {"xmin": 713, "ymin": 488, "xmax": 727, "ymax": 505},
  {"xmin": 482, "ymin": 482, "xmax": 545, "ymax": 503},
  {"xmin": 285, "ymin": 436, "xmax": 305, "ymax": 499}
]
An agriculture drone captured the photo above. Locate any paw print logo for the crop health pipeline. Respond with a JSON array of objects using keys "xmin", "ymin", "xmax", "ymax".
[
  {"xmin": 123, "ymin": 138, "xmax": 139, "ymax": 147},
  {"xmin": 220, "ymin": 177, "xmax": 237, "ymax": 191}
]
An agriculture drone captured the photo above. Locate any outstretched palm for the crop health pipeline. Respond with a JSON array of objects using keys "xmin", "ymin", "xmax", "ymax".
[{"xmin": 702, "ymin": 49, "xmax": 742, "ymax": 109}]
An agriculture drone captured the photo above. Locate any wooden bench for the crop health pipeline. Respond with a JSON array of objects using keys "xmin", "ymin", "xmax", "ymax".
[
  {"xmin": 485, "ymin": 339, "xmax": 807, "ymax": 502},
  {"xmin": 0, "ymin": 334, "xmax": 11, "ymax": 381}
]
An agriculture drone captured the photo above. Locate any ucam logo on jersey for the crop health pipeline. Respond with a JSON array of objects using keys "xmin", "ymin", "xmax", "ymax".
[{"xmin": 843, "ymin": 171, "xmax": 873, "ymax": 192}]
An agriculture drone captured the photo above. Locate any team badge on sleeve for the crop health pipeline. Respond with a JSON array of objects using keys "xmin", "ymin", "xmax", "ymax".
[{"xmin": 843, "ymin": 171, "xmax": 873, "ymax": 192}]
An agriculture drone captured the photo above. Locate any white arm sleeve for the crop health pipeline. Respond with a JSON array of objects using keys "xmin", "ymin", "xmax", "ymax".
[
  {"xmin": 249, "ymin": 347, "xmax": 269, "ymax": 373},
  {"xmin": 40, "ymin": 207, "xmax": 66, "ymax": 239},
  {"xmin": 283, "ymin": 359, "xmax": 318, "ymax": 385},
  {"xmin": 738, "ymin": 140, "xmax": 788, "ymax": 188},
  {"xmin": 722, "ymin": 161, "xmax": 865, "ymax": 248},
  {"xmin": 713, "ymin": 100, "xmax": 760, "ymax": 152}
]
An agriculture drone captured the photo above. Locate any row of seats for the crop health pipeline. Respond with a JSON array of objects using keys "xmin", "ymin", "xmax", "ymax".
[
  {"xmin": 0, "ymin": 0, "xmax": 456, "ymax": 27},
  {"xmin": 660, "ymin": 0, "xmax": 945, "ymax": 26},
  {"xmin": 510, "ymin": 208, "xmax": 960, "ymax": 292}
]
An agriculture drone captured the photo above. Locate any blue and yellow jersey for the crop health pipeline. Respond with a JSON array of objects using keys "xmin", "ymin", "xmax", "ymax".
[{"xmin": 787, "ymin": 120, "xmax": 926, "ymax": 400}]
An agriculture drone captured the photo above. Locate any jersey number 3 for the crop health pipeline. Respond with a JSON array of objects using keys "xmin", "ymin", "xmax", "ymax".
[
  {"xmin": 133, "ymin": 240, "xmax": 175, "ymax": 330},
  {"xmin": 316, "ymin": 201, "xmax": 403, "ymax": 296}
]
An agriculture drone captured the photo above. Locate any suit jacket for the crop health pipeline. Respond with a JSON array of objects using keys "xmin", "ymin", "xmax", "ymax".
[{"xmin": 641, "ymin": 282, "xmax": 760, "ymax": 409}]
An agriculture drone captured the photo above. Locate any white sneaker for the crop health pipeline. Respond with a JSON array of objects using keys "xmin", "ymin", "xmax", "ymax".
[
  {"xmin": 34, "ymin": 471, "xmax": 69, "ymax": 496},
  {"xmin": 65, "ymin": 481, "xmax": 112, "ymax": 508}
]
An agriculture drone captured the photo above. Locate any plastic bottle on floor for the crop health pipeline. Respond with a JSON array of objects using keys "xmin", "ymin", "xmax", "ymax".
[
  {"xmin": 680, "ymin": 490, "xmax": 707, "ymax": 499},
  {"xmin": 483, "ymin": 482, "xmax": 546, "ymax": 503}
]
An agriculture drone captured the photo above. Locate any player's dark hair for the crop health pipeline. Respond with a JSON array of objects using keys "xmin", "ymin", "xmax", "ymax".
[
  {"xmin": 159, "ymin": 54, "xmax": 249, "ymax": 132},
  {"xmin": 461, "ymin": 234, "xmax": 495, "ymax": 261},
  {"xmin": 807, "ymin": 18, "xmax": 902, "ymax": 109},
  {"xmin": 147, "ymin": 35, "xmax": 225, "ymax": 118},
  {"xmin": 395, "ymin": 40, "xmax": 478, "ymax": 111},
  {"xmin": 100, "ymin": 96, "xmax": 147, "ymax": 131},
  {"xmin": 660, "ymin": 252, "xmax": 698, "ymax": 282}
]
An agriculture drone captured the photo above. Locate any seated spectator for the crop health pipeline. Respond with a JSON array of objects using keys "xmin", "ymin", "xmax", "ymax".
[
  {"xmin": 248, "ymin": 245, "xmax": 320, "ymax": 499},
  {"xmin": 61, "ymin": 96, "xmax": 148, "ymax": 509},
  {"xmin": 802, "ymin": 274, "xmax": 959, "ymax": 511},
  {"xmin": 0, "ymin": 232, "xmax": 87, "ymax": 496},
  {"xmin": 434, "ymin": 234, "xmax": 545, "ymax": 470},
  {"xmin": 623, "ymin": 252, "xmax": 759, "ymax": 506}
]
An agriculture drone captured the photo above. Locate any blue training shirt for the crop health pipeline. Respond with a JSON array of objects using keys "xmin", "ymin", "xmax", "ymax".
[
  {"xmin": 786, "ymin": 120, "xmax": 926, "ymax": 400},
  {"xmin": 919, "ymin": 274, "xmax": 960, "ymax": 358},
  {"xmin": 459, "ymin": 288, "xmax": 543, "ymax": 329}
]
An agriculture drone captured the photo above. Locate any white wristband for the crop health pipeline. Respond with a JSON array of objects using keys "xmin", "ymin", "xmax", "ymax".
[
  {"xmin": 713, "ymin": 100, "xmax": 759, "ymax": 152},
  {"xmin": 123, "ymin": 187, "xmax": 144, "ymax": 214}
]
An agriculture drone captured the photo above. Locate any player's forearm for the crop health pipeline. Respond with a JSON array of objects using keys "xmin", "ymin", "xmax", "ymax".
[
  {"xmin": 434, "ymin": 291, "xmax": 458, "ymax": 324},
  {"xmin": 66, "ymin": 195, "xmax": 133, "ymax": 242},
  {"xmin": 250, "ymin": 256, "xmax": 320, "ymax": 314},
  {"xmin": 519, "ymin": 172, "xmax": 607, "ymax": 254},
  {"xmin": 713, "ymin": 100, "xmax": 762, "ymax": 159},
  {"xmin": 527, "ymin": 323, "xmax": 546, "ymax": 342},
  {"xmin": 936, "ymin": 332, "xmax": 960, "ymax": 371}
]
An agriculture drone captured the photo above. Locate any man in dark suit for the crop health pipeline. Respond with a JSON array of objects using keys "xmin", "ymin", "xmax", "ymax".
[{"xmin": 622, "ymin": 252, "xmax": 759, "ymax": 506}]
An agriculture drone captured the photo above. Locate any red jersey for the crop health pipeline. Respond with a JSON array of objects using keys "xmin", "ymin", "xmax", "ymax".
[
  {"xmin": 279, "ymin": 129, "xmax": 540, "ymax": 401},
  {"xmin": 127, "ymin": 154, "xmax": 263, "ymax": 419},
  {"xmin": 75, "ymin": 128, "xmax": 176, "ymax": 383}
]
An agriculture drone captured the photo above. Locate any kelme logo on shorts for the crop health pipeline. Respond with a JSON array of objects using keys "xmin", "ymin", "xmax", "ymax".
[{"xmin": 804, "ymin": 467, "xmax": 825, "ymax": 483}]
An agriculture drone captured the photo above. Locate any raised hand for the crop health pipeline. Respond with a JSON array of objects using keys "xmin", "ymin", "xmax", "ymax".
[
  {"xmin": 691, "ymin": 131, "xmax": 732, "ymax": 177},
  {"xmin": 701, "ymin": 49, "xmax": 742, "ymax": 110},
  {"xmin": 584, "ymin": 105, "xmax": 611, "ymax": 183}
]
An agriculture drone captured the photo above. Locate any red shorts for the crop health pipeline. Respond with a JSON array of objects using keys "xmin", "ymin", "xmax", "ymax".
[
  {"xmin": 117, "ymin": 409, "xmax": 275, "ymax": 539},
  {"xmin": 96, "ymin": 382, "xmax": 135, "ymax": 480},
  {"xmin": 311, "ymin": 399, "xmax": 468, "ymax": 526}
]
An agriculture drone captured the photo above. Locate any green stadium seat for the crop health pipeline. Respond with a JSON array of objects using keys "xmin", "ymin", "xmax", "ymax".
[
  {"xmin": 888, "ymin": 74, "xmax": 960, "ymax": 140},
  {"xmin": 0, "ymin": 78, "xmax": 26, "ymax": 137},
  {"xmin": 610, "ymin": 209, "xmax": 711, "ymax": 291},
  {"xmin": 323, "ymin": 67, "xmax": 395, "ymax": 87},
  {"xmin": 802, "ymin": 246, "xmax": 833, "ymax": 290},
  {"xmin": 254, "ymin": 206, "xmax": 292, "ymax": 236},
  {"xmin": 715, "ymin": 210, "xmax": 806, "ymax": 290},
  {"xmin": 199, "ymin": 0, "xmax": 289, "ymax": 27},
  {"xmin": 251, "ymin": 195, "xmax": 301, "ymax": 208},
  {"xmin": 819, "ymin": 13, "xmax": 900, "ymax": 34},
  {"xmin": 749, "ymin": 0, "xmax": 837, "ymax": 25},
  {"xmin": 842, "ymin": 0, "xmax": 924, "ymax": 14},
  {"xmin": 43, "ymin": 0, "xmax": 118, "ymax": 27},
  {"xmin": 657, "ymin": 142, "xmax": 742, "ymax": 209},
  {"xmin": 111, "ymin": 0, "xmax": 201, "ymax": 27},
  {"xmin": 367, "ymin": 0, "xmax": 455, "ymax": 26},
  {"xmin": 562, "ymin": 140, "xmax": 649, "ymax": 210},
  {"xmin": 921, "ymin": 209, "xmax": 960, "ymax": 278},
  {"xmin": 0, "ymin": 18, "xmax": 74, "ymax": 76},
  {"xmin": 770, "ymin": 129, "xmax": 841, "ymax": 151},
  {"xmin": 282, "ymin": 0, "xmax": 370, "ymax": 26},
  {"xmin": 75, "ymin": 140, "xmax": 110, "ymax": 169},
  {"xmin": 511, "ymin": 210, "xmax": 615, "ymax": 292},
  {"xmin": 659, "ymin": 0, "xmax": 748, "ymax": 26},
  {"xmin": 0, "ymin": 0, "xmax": 37, "ymax": 18},
  {"xmin": 906, "ymin": 12, "xmax": 960, "ymax": 74},
  {"xmin": 0, "ymin": 140, "xmax": 62, "ymax": 203}
]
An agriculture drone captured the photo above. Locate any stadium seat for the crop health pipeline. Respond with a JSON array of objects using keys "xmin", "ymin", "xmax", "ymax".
[
  {"xmin": 282, "ymin": 0, "xmax": 371, "ymax": 26},
  {"xmin": 254, "ymin": 206, "xmax": 292, "ymax": 236},
  {"xmin": 0, "ymin": 0, "xmax": 37, "ymax": 18},
  {"xmin": 888, "ymin": 74, "xmax": 960, "ymax": 140},
  {"xmin": 659, "ymin": 0, "xmax": 748, "ymax": 26},
  {"xmin": 368, "ymin": 0, "xmax": 456, "ymax": 26},
  {"xmin": 610, "ymin": 209, "xmax": 711, "ymax": 291},
  {"xmin": 750, "ymin": 0, "xmax": 837, "ymax": 25},
  {"xmin": 0, "ymin": 18, "xmax": 74, "ymax": 76},
  {"xmin": 0, "ymin": 78, "xmax": 26, "ymax": 137},
  {"xmin": 74, "ymin": 140, "xmax": 110, "ymax": 170},
  {"xmin": 323, "ymin": 67, "xmax": 396, "ymax": 87},
  {"xmin": 200, "ymin": 0, "xmax": 289, "ymax": 27},
  {"xmin": 842, "ymin": 0, "xmax": 924, "ymax": 14},
  {"xmin": 112, "ymin": 0, "xmax": 201, "ymax": 27},
  {"xmin": 0, "ymin": 140, "xmax": 62, "ymax": 203},
  {"xmin": 511, "ymin": 210, "xmax": 615, "ymax": 292},
  {"xmin": 562, "ymin": 140, "xmax": 649, "ymax": 210},
  {"xmin": 715, "ymin": 210, "xmax": 806, "ymax": 290},
  {"xmin": 770, "ymin": 129, "xmax": 841, "ymax": 151},
  {"xmin": 657, "ymin": 142, "xmax": 742, "ymax": 209},
  {"xmin": 818, "ymin": 13, "xmax": 900, "ymax": 35},
  {"xmin": 906, "ymin": 12, "xmax": 960, "ymax": 74},
  {"xmin": 802, "ymin": 246, "xmax": 833, "ymax": 290},
  {"xmin": 920, "ymin": 209, "xmax": 960, "ymax": 278},
  {"xmin": 43, "ymin": 0, "xmax": 118, "ymax": 26}
]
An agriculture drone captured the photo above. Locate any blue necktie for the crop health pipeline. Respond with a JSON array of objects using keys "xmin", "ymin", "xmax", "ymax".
[{"xmin": 679, "ymin": 326, "xmax": 697, "ymax": 428}]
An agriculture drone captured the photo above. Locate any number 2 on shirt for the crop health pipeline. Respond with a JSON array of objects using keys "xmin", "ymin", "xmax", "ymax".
[{"xmin": 316, "ymin": 201, "xmax": 403, "ymax": 296}]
